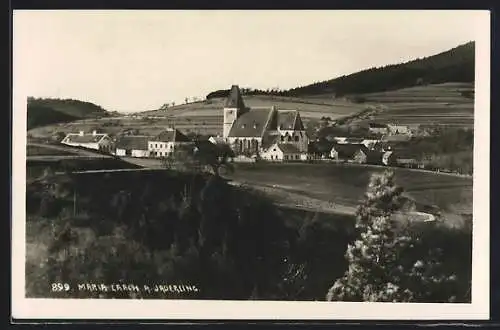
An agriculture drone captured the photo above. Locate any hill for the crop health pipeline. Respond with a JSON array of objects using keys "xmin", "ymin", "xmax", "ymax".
[
  {"xmin": 27, "ymin": 41, "xmax": 476, "ymax": 138},
  {"xmin": 282, "ymin": 41, "xmax": 474, "ymax": 97},
  {"xmin": 27, "ymin": 97, "xmax": 109, "ymax": 130}
]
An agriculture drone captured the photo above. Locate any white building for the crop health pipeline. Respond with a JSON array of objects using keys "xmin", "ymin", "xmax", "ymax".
[
  {"xmin": 261, "ymin": 142, "xmax": 303, "ymax": 162},
  {"xmin": 61, "ymin": 130, "xmax": 114, "ymax": 152},
  {"xmin": 148, "ymin": 128, "xmax": 193, "ymax": 158},
  {"xmin": 387, "ymin": 124, "xmax": 410, "ymax": 135},
  {"xmin": 115, "ymin": 135, "xmax": 150, "ymax": 157}
]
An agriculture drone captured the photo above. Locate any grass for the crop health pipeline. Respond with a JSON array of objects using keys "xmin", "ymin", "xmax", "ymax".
[
  {"xmin": 27, "ymin": 145, "xmax": 75, "ymax": 156},
  {"xmin": 28, "ymin": 94, "xmax": 367, "ymax": 138},
  {"xmin": 353, "ymin": 83, "xmax": 474, "ymax": 127},
  {"xmin": 227, "ymin": 163, "xmax": 472, "ymax": 227}
]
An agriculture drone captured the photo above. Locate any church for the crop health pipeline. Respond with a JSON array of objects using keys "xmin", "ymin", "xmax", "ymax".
[{"xmin": 222, "ymin": 85, "xmax": 309, "ymax": 159}]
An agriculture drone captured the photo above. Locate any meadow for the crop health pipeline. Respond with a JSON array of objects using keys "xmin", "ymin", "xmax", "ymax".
[
  {"xmin": 354, "ymin": 83, "xmax": 474, "ymax": 127},
  {"xmin": 227, "ymin": 163, "xmax": 472, "ymax": 227}
]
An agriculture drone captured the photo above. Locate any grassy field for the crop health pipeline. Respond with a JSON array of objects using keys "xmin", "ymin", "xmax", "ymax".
[
  {"xmin": 226, "ymin": 163, "xmax": 472, "ymax": 227},
  {"xmin": 27, "ymin": 95, "xmax": 368, "ymax": 138},
  {"xmin": 353, "ymin": 83, "xmax": 474, "ymax": 127},
  {"xmin": 27, "ymin": 145, "xmax": 76, "ymax": 156}
]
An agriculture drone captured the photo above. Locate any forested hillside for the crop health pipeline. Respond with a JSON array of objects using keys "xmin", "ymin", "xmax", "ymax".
[
  {"xmin": 27, "ymin": 97, "xmax": 109, "ymax": 130},
  {"xmin": 284, "ymin": 41, "xmax": 474, "ymax": 97},
  {"xmin": 205, "ymin": 41, "xmax": 474, "ymax": 100}
]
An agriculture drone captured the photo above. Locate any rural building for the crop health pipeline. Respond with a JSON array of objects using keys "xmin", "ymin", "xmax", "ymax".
[
  {"xmin": 115, "ymin": 135, "xmax": 150, "ymax": 157},
  {"xmin": 222, "ymin": 85, "xmax": 309, "ymax": 156},
  {"xmin": 364, "ymin": 150, "xmax": 397, "ymax": 166},
  {"xmin": 387, "ymin": 124, "xmax": 410, "ymax": 135},
  {"xmin": 337, "ymin": 137, "xmax": 364, "ymax": 145},
  {"xmin": 382, "ymin": 134, "xmax": 412, "ymax": 143},
  {"xmin": 368, "ymin": 123, "xmax": 389, "ymax": 135},
  {"xmin": 330, "ymin": 144, "xmax": 368, "ymax": 163},
  {"xmin": 361, "ymin": 138, "xmax": 380, "ymax": 149},
  {"xmin": 261, "ymin": 142, "xmax": 303, "ymax": 162},
  {"xmin": 148, "ymin": 128, "xmax": 193, "ymax": 158},
  {"xmin": 392, "ymin": 148, "xmax": 419, "ymax": 168},
  {"xmin": 382, "ymin": 151, "xmax": 397, "ymax": 166},
  {"xmin": 208, "ymin": 136, "xmax": 225, "ymax": 145},
  {"xmin": 61, "ymin": 130, "xmax": 114, "ymax": 153}
]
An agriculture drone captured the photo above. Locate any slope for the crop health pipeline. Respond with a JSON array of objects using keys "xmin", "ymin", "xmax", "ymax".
[
  {"xmin": 283, "ymin": 41, "xmax": 474, "ymax": 97},
  {"xmin": 27, "ymin": 97, "xmax": 109, "ymax": 130}
]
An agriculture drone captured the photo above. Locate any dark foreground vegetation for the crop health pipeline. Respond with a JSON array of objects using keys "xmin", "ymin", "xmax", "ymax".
[{"xmin": 26, "ymin": 165, "xmax": 472, "ymax": 302}]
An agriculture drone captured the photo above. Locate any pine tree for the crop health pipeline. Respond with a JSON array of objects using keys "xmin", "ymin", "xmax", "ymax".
[{"xmin": 326, "ymin": 170, "xmax": 459, "ymax": 302}]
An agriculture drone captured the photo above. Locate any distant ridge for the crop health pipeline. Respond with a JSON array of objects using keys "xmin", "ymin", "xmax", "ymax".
[
  {"xmin": 204, "ymin": 41, "xmax": 475, "ymax": 100},
  {"xmin": 283, "ymin": 41, "xmax": 475, "ymax": 97},
  {"xmin": 27, "ymin": 97, "xmax": 109, "ymax": 130}
]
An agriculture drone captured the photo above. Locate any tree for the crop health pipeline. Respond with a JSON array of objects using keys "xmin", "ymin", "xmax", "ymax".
[
  {"xmin": 193, "ymin": 142, "xmax": 235, "ymax": 177},
  {"xmin": 326, "ymin": 170, "xmax": 459, "ymax": 302}
]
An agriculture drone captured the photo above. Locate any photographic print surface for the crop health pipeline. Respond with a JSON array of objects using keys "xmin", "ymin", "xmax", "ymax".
[{"xmin": 12, "ymin": 9, "xmax": 490, "ymax": 320}]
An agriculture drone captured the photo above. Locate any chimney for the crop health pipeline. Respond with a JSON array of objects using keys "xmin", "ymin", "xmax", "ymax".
[
  {"xmin": 79, "ymin": 131, "xmax": 84, "ymax": 136},
  {"xmin": 92, "ymin": 130, "xmax": 97, "ymax": 136}
]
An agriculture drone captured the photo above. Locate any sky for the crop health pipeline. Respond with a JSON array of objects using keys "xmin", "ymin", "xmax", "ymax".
[{"xmin": 13, "ymin": 10, "xmax": 484, "ymax": 113}]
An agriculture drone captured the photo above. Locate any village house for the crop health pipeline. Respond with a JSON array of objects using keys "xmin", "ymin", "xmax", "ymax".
[
  {"xmin": 61, "ymin": 130, "xmax": 114, "ymax": 153},
  {"xmin": 260, "ymin": 143, "xmax": 306, "ymax": 162},
  {"xmin": 115, "ymin": 135, "xmax": 150, "ymax": 158},
  {"xmin": 330, "ymin": 144, "xmax": 368, "ymax": 163},
  {"xmin": 387, "ymin": 124, "xmax": 410, "ymax": 135},
  {"xmin": 222, "ymin": 85, "xmax": 309, "ymax": 158},
  {"xmin": 148, "ymin": 128, "xmax": 193, "ymax": 158},
  {"xmin": 368, "ymin": 123, "xmax": 389, "ymax": 135}
]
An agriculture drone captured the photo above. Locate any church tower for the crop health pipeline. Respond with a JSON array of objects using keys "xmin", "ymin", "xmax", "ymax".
[{"xmin": 223, "ymin": 85, "xmax": 247, "ymax": 139}]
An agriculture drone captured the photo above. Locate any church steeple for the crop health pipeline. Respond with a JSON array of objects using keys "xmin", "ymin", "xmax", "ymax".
[
  {"xmin": 223, "ymin": 85, "xmax": 247, "ymax": 139},
  {"xmin": 225, "ymin": 85, "xmax": 246, "ymax": 109}
]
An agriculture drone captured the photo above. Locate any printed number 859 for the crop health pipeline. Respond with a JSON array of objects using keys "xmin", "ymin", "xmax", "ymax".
[{"xmin": 51, "ymin": 283, "xmax": 70, "ymax": 292}]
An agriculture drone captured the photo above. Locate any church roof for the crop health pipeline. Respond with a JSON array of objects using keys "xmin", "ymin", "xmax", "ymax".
[
  {"xmin": 227, "ymin": 108, "xmax": 273, "ymax": 138},
  {"xmin": 277, "ymin": 110, "xmax": 304, "ymax": 131},
  {"xmin": 225, "ymin": 85, "xmax": 246, "ymax": 108},
  {"xmin": 261, "ymin": 133, "xmax": 281, "ymax": 150}
]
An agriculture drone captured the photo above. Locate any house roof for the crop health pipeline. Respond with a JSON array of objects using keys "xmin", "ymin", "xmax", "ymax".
[
  {"xmin": 116, "ymin": 136, "xmax": 149, "ymax": 150},
  {"xmin": 208, "ymin": 136, "xmax": 225, "ymax": 144},
  {"xmin": 369, "ymin": 123, "xmax": 388, "ymax": 128},
  {"xmin": 310, "ymin": 140, "xmax": 336, "ymax": 154},
  {"xmin": 228, "ymin": 108, "xmax": 273, "ymax": 138},
  {"xmin": 63, "ymin": 133, "xmax": 107, "ymax": 144},
  {"xmin": 277, "ymin": 143, "xmax": 300, "ymax": 154},
  {"xmin": 344, "ymin": 137, "xmax": 365, "ymax": 144},
  {"xmin": 332, "ymin": 144, "xmax": 367, "ymax": 158},
  {"xmin": 151, "ymin": 129, "xmax": 191, "ymax": 142},
  {"xmin": 382, "ymin": 135, "xmax": 411, "ymax": 142},
  {"xmin": 225, "ymin": 85, "xmax": 246, "ymax": 108}
]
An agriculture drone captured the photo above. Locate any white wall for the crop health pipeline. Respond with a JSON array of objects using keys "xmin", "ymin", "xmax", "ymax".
[
  {"xmin": 148, "ymin": 141, "xmax": 192, "ymax": 157},
  {"xmin": 132, "ymin": 149, "xmax": 150, "ymax": 158},
  {"xmin": 261, "ymin": 144, "xmax": 283, "ymax": 161},
  {"xmin": 115, "ymin": 148, "xmax": 126, "ymax": 156}
]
